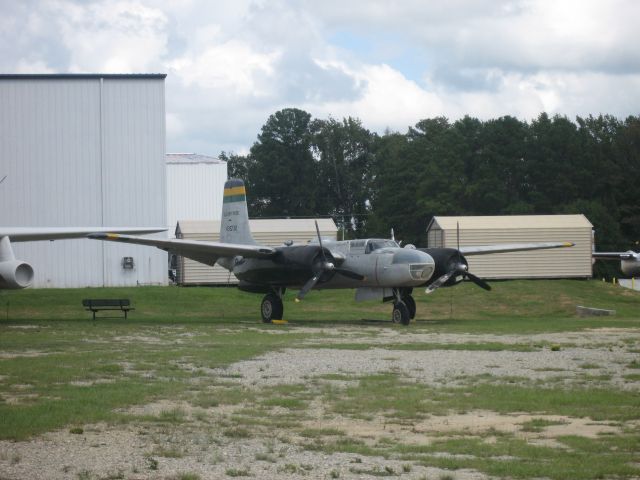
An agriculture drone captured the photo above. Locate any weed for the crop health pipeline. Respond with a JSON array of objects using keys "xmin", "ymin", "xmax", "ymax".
[
  {"xmin": 225, "ymin": 467, "xmax": 251, "ymax": 477},
  {"xmin": 579, "ymin": 363, "xmax": 601, "ymax": 370},
  {"xmin": 177, "ymin": 473, "xmax": 201, "ymax": 480},
  {"xmin": 255, "ymin": 452, "xmax": 277, "ymax": 463},
  {"xmin": 69, "ymin": 427, "xmax": 84, "ymax": 434},
  {"xmin": 520, "ymin": 418, "xmax": 569, "ymax": 432},
  {"xmin": 145, "ymin": 456, "xmax": 158, "ymax": 470},
  {"xmin": 223, "ymin": 427, "xmax": 251, "ymax": 438},
  {"xmin": 152, "ymin": 446, "xmax": 184, "ymax": 458}
]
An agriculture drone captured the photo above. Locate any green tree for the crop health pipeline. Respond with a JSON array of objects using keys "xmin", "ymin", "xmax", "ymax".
[
  {"xmin": 246, "ymin": 108, "xmax": 318, "ymax": 217},
  {"xmin": 310, "ymin": 117, "xmax": 376, "ymax": 236}
]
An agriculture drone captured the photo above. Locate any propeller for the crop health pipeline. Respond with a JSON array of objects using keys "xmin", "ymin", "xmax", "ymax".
[
  {"xmin": 296, "ymin": 221, "xmax": 365, "ymax": 301},
  {"xmin": 425, "ymin": 222, "xmax": 491, "ymax": 294}
]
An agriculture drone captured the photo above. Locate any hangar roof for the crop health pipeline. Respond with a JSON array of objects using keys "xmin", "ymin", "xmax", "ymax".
[
  {"xmin": 166, "ymin": 153, "xmax": 225, "ymax": 165},
  {"xmin": 0, "ymin": 73, "xmax": 166, "ymax": 79},
  {"xmin": 428, "ymin": 214, "xmax": 592, "ymax": 231}
]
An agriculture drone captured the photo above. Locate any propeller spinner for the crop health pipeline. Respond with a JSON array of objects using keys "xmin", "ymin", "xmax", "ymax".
[
  {"xmin": 425, "ymin": 222, "xmax": 491, "ymax": 294},
  {"xmin": 296, "ymin": 221, "xmax": 365, "ymax": 301}
]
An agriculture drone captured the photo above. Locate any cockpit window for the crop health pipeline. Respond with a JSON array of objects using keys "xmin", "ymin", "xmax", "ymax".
[{"xmin": 365, "ymin": 239, "xmax": 399, "ymax": 253}]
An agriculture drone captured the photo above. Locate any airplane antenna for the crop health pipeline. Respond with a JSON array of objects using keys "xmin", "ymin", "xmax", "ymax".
[
  {"xmin": 0, "ymin": 175, "xmax": 6, "ymax": 185},
  {"xmin": 390, "ymin": 228, "xmax": 395, "ymax": 242}
]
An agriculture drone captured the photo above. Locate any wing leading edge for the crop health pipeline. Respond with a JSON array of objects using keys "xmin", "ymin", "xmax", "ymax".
[
  {"xmin": 459, "ymin": 242, "xmax": 574, "ymax": 256},
  {"xmin": 592, "ymin": 251, "xmax": 637, "ymax": 260},
  {"xmin": 88, "ymin": 233, "xmax": 276, "ymax": 267}
]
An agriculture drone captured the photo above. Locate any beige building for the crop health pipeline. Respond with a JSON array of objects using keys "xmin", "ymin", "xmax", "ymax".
[
  {"xmin": 426, "ymin": 215, "xmax": 593, "ymax": 279},
  {"xmin": 174, "ymin": 219, "xmax": 338, "ymax": 285}
]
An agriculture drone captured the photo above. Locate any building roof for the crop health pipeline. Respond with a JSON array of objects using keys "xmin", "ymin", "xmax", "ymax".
[
  {"xmin": 428, "ymin": 214, "xmax": 592, "ymax": 231},
  {"xmin": 0, "ymin": 73, "xmax": 166, "ymax": 80},
  {"xmin": 166, "ymin": 153, "xmax": 226, "ymax": 165},
  {"xmin": 176, "ymin": 218, "xmax": 337, "ymax": 236}
]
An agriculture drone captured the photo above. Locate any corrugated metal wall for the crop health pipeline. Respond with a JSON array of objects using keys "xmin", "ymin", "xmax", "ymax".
[
  {"xmin": 0, "ymin": 75, "xmax": 167, "ymax": 287},
  {"xmin": 176, "ymin": 219, "xmax": 338, "ymax": 285},
  {"xmin": 428, "ymin": 216, "xmax": 593, "ymax": 279},
  {"xmin": 167, "ymin": 162, "xmax": 227, "ymax": 231}
]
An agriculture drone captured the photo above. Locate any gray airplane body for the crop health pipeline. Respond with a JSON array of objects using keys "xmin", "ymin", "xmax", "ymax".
[{"xmin": 91, "ymin": 179, "xmax": 574, "ymax": 325}]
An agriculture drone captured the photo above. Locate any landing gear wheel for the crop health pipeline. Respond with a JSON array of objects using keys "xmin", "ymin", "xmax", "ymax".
[
  {"xmin": 261, "ymin": 294, "xmax": 283, "ymax": 323},
  {"xmin": 392, "ymin": 301, "xmax": 411, "ymax": 326},
  {"xmin": 403, "ymin": 295, "xmax": 416, "ymax": 319}
]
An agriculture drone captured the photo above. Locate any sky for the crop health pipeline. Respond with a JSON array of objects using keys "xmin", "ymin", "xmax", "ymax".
[{"xmin": 1, "ymin": 0, "xmax": 639, "ymax": 156}]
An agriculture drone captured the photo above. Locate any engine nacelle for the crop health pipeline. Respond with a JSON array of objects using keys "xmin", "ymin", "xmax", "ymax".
[
  {"xmin": 419, "ymin": 248, "xmax": 469, "ymax": 288},
  {"xmin": 621, "ymin": 259, "xmax": 640, "ymax": 277},
  {"xmin": 0, "ymin": 260, "xmax": 35, "ymax": 289}
]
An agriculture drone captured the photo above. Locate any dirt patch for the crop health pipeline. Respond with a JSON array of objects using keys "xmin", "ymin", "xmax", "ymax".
[{"xmin": 0, "ymin": 350, "xmax": 50, "ymax": 359}]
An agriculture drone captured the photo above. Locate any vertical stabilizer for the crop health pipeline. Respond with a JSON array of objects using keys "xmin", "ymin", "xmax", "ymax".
[{"xmin": 220, "ymin": 179, "xmax": 255, "ymax": 245}]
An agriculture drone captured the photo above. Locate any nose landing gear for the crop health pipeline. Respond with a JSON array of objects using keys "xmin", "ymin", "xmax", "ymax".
[{"xmin": 391, "ymin": 288, "xmax": 416, "ymax": 325}]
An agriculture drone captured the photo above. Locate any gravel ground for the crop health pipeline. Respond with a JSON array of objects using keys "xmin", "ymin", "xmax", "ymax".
[{"xmin": 1, "ymin": 328, "xmax": 639, "ymax": 480}]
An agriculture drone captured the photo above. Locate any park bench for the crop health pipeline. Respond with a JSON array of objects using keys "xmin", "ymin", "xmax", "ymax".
[{"xmin": 82, "ymin": 299, "xmax": 134, "ymax": 320}]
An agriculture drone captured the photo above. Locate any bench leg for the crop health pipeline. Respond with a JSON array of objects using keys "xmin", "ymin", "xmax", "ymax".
[
  {"xmin": 93, "ymin": 310, "xmax": 96, "ymax": 321},
  {"xmin": 124, "ymin": 310, "xmax": 128, "ymax": 320}
]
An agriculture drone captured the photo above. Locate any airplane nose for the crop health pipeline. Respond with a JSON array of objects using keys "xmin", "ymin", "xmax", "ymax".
[{"xmin": 392, "ymin": 249, "xmax": 435, "ymax": 280}]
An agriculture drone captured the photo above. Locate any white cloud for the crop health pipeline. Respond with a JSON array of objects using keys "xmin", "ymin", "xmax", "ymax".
[
  {"xmin": 168, "ymin": 40, "xmax": 280, "ymax": 96},
  {"xmin": 0, "ymin": 0, "xmax": 639, "ymax": 155},
  {"xmin": 54, "ymin": 0, "xmax": 169, "ymax": 72}
]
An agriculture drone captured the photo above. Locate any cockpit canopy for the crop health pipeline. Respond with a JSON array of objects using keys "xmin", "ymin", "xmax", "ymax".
[{"xmin": 365, "ymin": 239, "xmax": 399, "ymax": 253}]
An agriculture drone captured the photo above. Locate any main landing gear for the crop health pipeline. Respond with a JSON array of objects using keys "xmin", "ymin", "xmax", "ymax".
[
  {"xmin": 261, "ymin": 288, "xmax": 285, "ymax": 323},
  {"xmin": 391, "ymin": 288, "xmax": 416, "ymax": 326}
]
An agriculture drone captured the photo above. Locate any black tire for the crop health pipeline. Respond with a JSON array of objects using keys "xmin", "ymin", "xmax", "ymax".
[
  {"xmin": 261, "ymin": 294, "xmax": 283, "ymax": 323},
  {"xmin": 403, "ymin": 295, "xmax": 416, "ymax": 319},
  {"xmin": 392, "ymin": 301, "xmax": 411, "ymax": 325}
]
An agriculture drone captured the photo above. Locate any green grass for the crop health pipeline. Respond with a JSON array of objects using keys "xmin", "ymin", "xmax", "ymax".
[
  {"xmin": 1, "ymin": 278, "xmax": 639, "ymax": 330},
  {"xmin": 0, "ymin": 280, "xmax": 639, "ymax": 479},
  {"xmin": 322, "ymin": 373, "xmax": 640, "ymax": 422}
]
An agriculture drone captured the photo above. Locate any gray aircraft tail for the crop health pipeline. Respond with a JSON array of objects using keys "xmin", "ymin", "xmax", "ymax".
[{"xmin": 220, "ymin": 179, "xmax": 256, "ymax": 245}]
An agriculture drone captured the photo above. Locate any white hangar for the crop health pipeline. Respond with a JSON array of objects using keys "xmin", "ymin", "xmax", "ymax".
[
  {"xmin": 166, "ymin": 153, "xmax": 227, "ymax": 231},
  {"xmin": 426, "ymin": 215, "xmax": 593, "ymax": 279},
  {"xmin": 0, "ymin": 73, "xmax": 167, "ymax": 288},
  {"xmin": 175, "ymin": 219, "xmax": 338, "ymax": 285}
]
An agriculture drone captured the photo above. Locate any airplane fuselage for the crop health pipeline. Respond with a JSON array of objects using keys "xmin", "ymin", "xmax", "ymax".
[{"xmin": 230, "ymin": 238, "xmax": 436, "ymax": 290}]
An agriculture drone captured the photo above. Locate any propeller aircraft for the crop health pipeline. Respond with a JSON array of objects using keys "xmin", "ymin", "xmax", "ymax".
[{"xmin": 90, "ymin": 179, "xmax": 573, "ymax": 324}]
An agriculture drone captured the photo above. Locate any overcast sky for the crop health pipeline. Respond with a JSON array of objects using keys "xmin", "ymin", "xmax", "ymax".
[{"xmin": 1, "ymin": 0, "xmax": 639, "ymax": 155}]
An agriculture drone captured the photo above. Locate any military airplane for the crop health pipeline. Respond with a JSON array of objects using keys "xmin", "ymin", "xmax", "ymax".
[
  {"xmin": 0, "ymin": 227, "xmax": 166, "ymax": 289},
  {"xmin": 89, "ymin": 179, "xmax": 574, "ymax": 325},
  {"xmin": 592, "ymin": 250, "xmax": 640, "ymax": 277}
]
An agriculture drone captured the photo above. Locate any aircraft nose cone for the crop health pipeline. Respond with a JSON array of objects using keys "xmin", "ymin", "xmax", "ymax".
[{"xmin": 392, "ymin": 249, "xmax": 435, "ymax": 281}]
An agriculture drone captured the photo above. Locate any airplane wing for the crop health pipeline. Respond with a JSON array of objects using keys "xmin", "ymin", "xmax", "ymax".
[
  {"xmin": 592, "ymin": 251, "xmax": 637, "ymax": 260},
  {"xmin": 1, "ymin": 227, "xmax": 166, "ymax": 242},
  {"xmin": 459, "ymin": 242, "xmax": 574, "ymax": 256},
  {"xmin": 88, "ymin": 233, "xmax": 276, "ymax": 267}
]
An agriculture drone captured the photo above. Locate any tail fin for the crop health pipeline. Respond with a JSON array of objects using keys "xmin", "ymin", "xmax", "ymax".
[{"xmin": 220, "ymin": 179, "xmax": 256, "ymax": 245}]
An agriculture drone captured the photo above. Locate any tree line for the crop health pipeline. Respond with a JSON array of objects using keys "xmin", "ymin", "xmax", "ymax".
[{"xmin": 221, "ymin": 108, "xmax": 640, "ymax": 259}]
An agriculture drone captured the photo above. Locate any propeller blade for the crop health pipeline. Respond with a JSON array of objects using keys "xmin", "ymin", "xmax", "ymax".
[
  {"xmin": 314, "ymin": 220, "xmax": 328, "ymax": 262},
  {"xmin": 465, "ymin": 271, "xmax": 492, "ymax": 291},
  {"xmin": 296, "ymin": 273, "xmax": 322, "ymax": 301},
  {"xmin": 335, "ymin": 268, "xmax": 365, "ymax": 281},
  {"xmin": 425, "ymin": 270, "xmax": 454, "ymax": 294}
]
